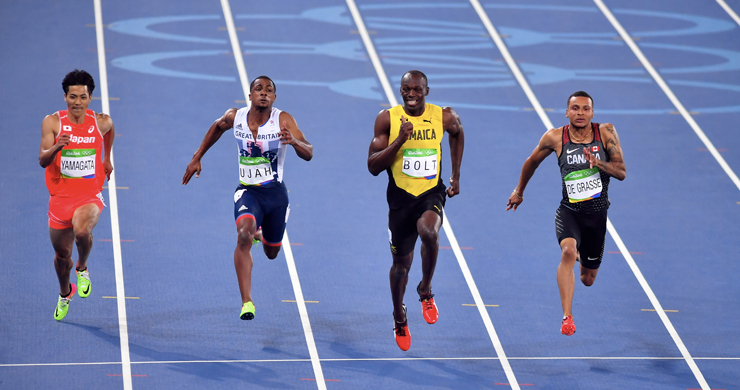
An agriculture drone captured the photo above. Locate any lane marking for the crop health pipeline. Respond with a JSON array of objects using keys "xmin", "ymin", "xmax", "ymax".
[
  {"xmin": 103, "ymin": 186, "xmax": 129, "ymax": 189},
  {"xmin": 92, "ymin": 96, "xmax": 120, "ymax": 100},
  {"xmin": 347, "ymin": 1, "xmax": 519, "ymax": 388},
  {"xmin": 219, "ymin": 0, "xmax": 249, "ymax": 100},
  {"xmin": 283, "ymin": 300, "xmax": 319, "ymax": 303},
  {"xmin": 608, "ymin": 251, "xmax": 641, "ymax": 254},
  {"xmin": 440, "ymin": 246, "xmax": 473, "ymax": 249},
  {"xmin": 717, "ymin": 0, "xmax": 740, "ymax": 26},
  {"xmin": 4, "ymin": 355, "xmax": 740, "ymax": 367},
  {"xmin": 593, "ymin": 3, "xmax": 718, "ymax": 388},
  {"xmin": 93, "ymin": 1, "xmax": 132, "ymax": 389},
  {"xmin": 99, "ymin": 239, "xmax": 134, "ymax": 242},
  {"xmin": 219, "ymin": 2, "xmax": 325, "ymax": 388},
  {"xmin": 594, "ymin": 0, "xmax": 740, "ymax": 195},
  {"xmin": 463, "ymin": 304, "xmax": 498, "ymax": 307},
  {"xmin": 300, "ymin": 379, "xmax": 341, "ymax": 382},
  {"xmin": 108, "ymin": 374, "xmax": 147, "ymax": 377},
  {"xmin": 472, "ymin": 1, "xmax": 710, "ymax": 389},
  {"xmin": 643, "ymin": 309, "xmax": 678, "ymax": 312},
  {"xmin": 103, "ymin": 296, "xmax": 140, "ymax": 299}
]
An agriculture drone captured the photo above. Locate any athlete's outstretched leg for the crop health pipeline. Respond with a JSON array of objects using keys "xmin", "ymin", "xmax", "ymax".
[
  {"xmin": 417, "ymin": 210, "xmax": 442, "ymax": 295},
  {"xmin": 557, "ymin": 238, "xmax": 578, "ymax": 317},
  {"xmin": 71, "ymin": 203, "xmax": 101, "ymax": 271},
  {"xmin": 235, "ymin": 216, "xmax": 257, "ymax": 304},
  {"xmin": 390, "ymin": 252, "xmax": 413, "ymax": 322},
  {"xmin": 50, "ymin": 227, "xmax": 75, "ymax": 296}
]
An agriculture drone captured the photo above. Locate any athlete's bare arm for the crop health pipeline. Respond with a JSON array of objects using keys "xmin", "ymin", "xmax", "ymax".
[
  {"xmin": 584, "ymin": 123, "xmax": 626, "ymax": 181},
  {"xmin": 443, "ymin": 107, "xmax": 464, "ymax": 198},
  {"xmin": 97, "ymin": 113, "xmax": 115, "ymax": 180},
  {"xmin": 367, "ymin": 110, "xmax": 413, "ymax": 176},
  {"xmin": 182, "ymin": 108, "xmax": 237, "ymax": 185},
  {"xmin": 278, "ymin": 111, "xmax": 312, "ymax": 161},
  {"xmin": 39, "ymin": 113, "xmax": 67, "ymax": 168},
  {"xmin": 506, "ymin": 127, "xmax": 561, "ymax": 211}
]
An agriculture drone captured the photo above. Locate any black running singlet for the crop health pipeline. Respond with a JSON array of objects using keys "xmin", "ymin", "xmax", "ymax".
[{"xmin": 557, "ymin": 123, "xmax": 611, "ymax": 214}]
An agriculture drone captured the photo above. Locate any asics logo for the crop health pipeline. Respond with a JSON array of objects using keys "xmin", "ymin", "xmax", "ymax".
[{"xmin": 566, "ymin": 148, "xmax": 579, "ymax": 154}]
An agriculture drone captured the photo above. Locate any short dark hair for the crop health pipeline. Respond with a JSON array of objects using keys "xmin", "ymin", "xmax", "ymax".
[
  {"xmin": 62, "ymin": 69, "xmax": 95, "ymax": 95},
  {"xmin": 567, "ymin": 91, "xmax": 593, "ymax": 107},
  {"xmin": 250, "ymin": 75, "xmax": 276, "ymax": 92},
  {"xmin": 402, "ymin": 70, "xmax": 428, "ymax": 87}
]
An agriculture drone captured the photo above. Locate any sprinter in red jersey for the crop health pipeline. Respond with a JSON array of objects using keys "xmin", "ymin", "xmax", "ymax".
[{"xmin": 39, "ymin": 69, "xmax": 115, "ymax": 321}]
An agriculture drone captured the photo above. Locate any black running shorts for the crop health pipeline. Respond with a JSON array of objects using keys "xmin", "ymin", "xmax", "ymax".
[
  {"xmin": 388, "ymin": 190, "xmax": 446, "ymax": 257},
  {"xmin": 555, "ymin": 205, "xmax": 607, "ymax": 269}
]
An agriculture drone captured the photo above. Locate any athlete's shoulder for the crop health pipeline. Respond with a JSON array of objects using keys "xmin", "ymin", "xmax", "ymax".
[
  {"xmin": 541, "ymin": 126, "xmax": 563, "ymax": 147},
  {"xmin": 42, "ymin": 112, "xmax": 60, "ymax": 130},
  {"xmin": 598, "ymin": 122, "xmax": 616, "ymax": 131}
]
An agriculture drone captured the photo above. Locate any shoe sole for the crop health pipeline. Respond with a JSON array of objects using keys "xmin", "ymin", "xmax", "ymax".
[{"xmin": 240, "ymin": 312, "xmax": 254, "ymax": 320}]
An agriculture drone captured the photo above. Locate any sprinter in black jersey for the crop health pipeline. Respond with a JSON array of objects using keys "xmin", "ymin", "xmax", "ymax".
[{"xmin": 506, "ymin": 91, "xmax": 626, "ymax": 336}]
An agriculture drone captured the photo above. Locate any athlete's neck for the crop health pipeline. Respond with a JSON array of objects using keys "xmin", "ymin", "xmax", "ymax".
[
  {"xmin": 68, "ymin": 112, "xmax": 86, "ymax": 125},
  {"xmin": 248, "ymin": 106, "xmax": 271, "ymax": 127},
  {"xmin": 403, "ymin": 104, "xmax": 426, "ymax": 117}
]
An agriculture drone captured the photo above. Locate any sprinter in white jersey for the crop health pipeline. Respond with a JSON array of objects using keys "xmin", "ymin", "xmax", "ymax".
[{"xmin": 183, "ymin": 76, "xmax": 313, "ymax": 321}]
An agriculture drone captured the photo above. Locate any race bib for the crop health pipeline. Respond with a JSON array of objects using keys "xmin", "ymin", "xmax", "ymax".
[
  {"xmin": 564, "ymin": 167, "xmax": 602, "ymax": 203},
  {"xmin": 60, "ymin": 149, "xmax": 96, "ymax": 179},
  {"xmin": 239, "ymin": 156, "xmax": 274, "ymax": 185},
  {"xmin": 402, "ymin": 148, "xmax": 438, "ymax": 179}
]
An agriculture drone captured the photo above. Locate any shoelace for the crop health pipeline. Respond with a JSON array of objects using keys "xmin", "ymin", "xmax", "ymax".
[
  {"xmin": 78, "ymin": 270, "xmax": 89, "ymax": 280},
  {"xmin": 421, "ymin": 299, "xmax": 435, "ymax": 311},
  {"xmin": 419, "ymin": 292, "xmax": 434, "ymax": 302}
]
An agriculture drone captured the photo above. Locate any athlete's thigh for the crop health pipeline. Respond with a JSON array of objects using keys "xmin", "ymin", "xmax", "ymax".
[
  {"xmin": 578, "ymin": 211, "xmax": 608, "ymax": 269},
  {"xmin": 71, "ymin": 198, "xmax": 103, "ymax": 232},
  {"xmin": 555, "ymin": 205, "xmax": 582, "ymax": 247},
  {"xmin": 259, "ymin": 186, "xmax": 290, "ymax": 245},
  {"xmin": 234, "ymin": 186, "xmax": 265, "ymax": 229},
  {"xmin": 388, "ymin": 206, "xmax": 418, "ymax": 257},
  {"xmin": 415, "ymin": 191, "xmax": 445, "ymax": 233}
]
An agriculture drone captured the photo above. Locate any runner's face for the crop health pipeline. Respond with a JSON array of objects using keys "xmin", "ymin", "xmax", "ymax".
[
  {"xmin": 566, "ymin": 96, "xmax": 593, "ymax": 128},
  {"xmin": 249, "ymin": 79, "xmax": 276, "ymax": 108},
  {"xmin": 65, "ymin": 85, "xmax": 91, "ymax": 116},
  {"xmin": 400, "ymin": 74, "xmax": 428, "ymax": 110}
]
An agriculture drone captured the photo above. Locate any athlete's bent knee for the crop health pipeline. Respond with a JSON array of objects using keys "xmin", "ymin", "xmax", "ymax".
[
  {"xmin": 264, "ymin": 245, "xmax": 280, "ymax": 259},
  {"xmin": 581, "ymin": 275, "xmax": 595, "ymax": 286}
]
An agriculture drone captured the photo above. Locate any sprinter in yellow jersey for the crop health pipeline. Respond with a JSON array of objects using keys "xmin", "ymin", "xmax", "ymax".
[{"xmin": 368, "ymin": 70, "xmax": 464, "ymax": 351}]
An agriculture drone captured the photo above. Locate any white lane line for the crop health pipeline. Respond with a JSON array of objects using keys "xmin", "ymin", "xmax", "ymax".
[
  {"xmin": 471, "ymin": 2, "xmax": 711, "ymax": 389},
  {"xmin": 220, "ymin": 0, "xmax": 250, "ymax": 100},
  {"xmin": 346, "ymin": 1, "xmax": 520, "ymax": 389},
  {"xmin": 717, "ymin": 0, "xmax": 740, "ymax": 26},
  {"xmin": 93, "ymin": 1, "xmax": 132, "ymax": 389},
  {"xmin": 594, "ymin": 0, "xmax": 740, "ymax": 193},
  {"xmin": 607, "ymin": 221, "xmax": 710, "ymax": 390},
  {"xmin": 282, "ymin": 231, "xmax": 326, "ymax": 388},
  {"xmin": 442, "ymin": 215, "xmax": 520, "ymax": 390},
  {"xmin": 4, "ymin": 356, "xmax": 740, "ymax": 367},
  {"xmin": 219, "ymin": 2, "xmax": 325, "ymax": 389}
]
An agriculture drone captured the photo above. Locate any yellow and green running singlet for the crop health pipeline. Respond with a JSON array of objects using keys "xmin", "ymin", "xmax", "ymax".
[{"xmin": 389, "ymin": 103, "xmax": 443, "ymax": 197}]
